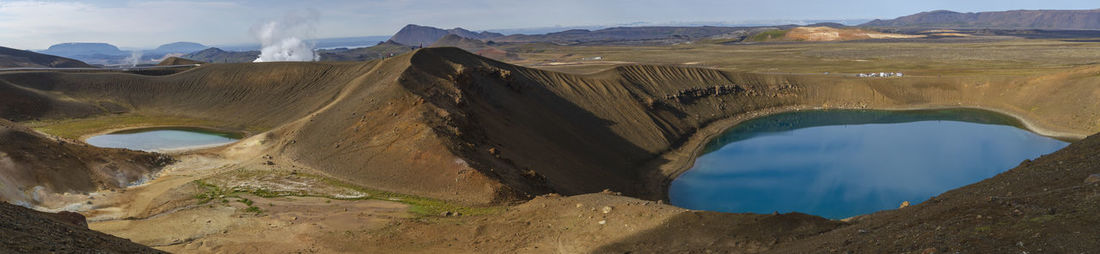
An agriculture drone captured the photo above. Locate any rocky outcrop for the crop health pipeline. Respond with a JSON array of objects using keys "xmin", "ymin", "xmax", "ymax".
[{"xmin": 0, "ymin": 202, "xmax": 161, "ymax": 253}]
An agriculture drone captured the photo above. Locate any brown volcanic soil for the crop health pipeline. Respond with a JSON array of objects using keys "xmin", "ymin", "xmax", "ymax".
[
  {"xmin": 1, "ymin": 202, "xmax": 161, "ymax": 253},
  {"xmin": 351, "ymin": 193, "xmax": 843, "ymax": 253},
  {"xmin": 0, "ymin": 47, "xmax": 1097, "ymax": 252},
  {"xmin": 0, "ymin": 119, "xmax": 170, "ymax": 205},
  {"xmin": 0, "ymin": 78, "xmax": 104, "ymax": 121},
  {"xmin": 1, "ymin": 48, "xmax": 1098, "ymax": 205}
]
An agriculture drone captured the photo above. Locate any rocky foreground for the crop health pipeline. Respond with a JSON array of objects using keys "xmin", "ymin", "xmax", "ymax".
[{"xmin": 0, "ymin": 202, "xmax": 161, "ymax": 253}]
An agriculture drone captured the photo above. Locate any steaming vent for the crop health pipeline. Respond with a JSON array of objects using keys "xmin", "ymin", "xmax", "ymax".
[{"xmin": 253, "ymin": 10, "xmax": 319, "ymax": 62}]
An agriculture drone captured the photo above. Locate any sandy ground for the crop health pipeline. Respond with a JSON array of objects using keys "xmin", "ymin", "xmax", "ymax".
[
  {"xmin": 67, "ymin": 137, "xmax": 415, "ymax": 253},
  {"xmin": 97, "ymin": 195, "xmax": 408, "ymax": 253}
]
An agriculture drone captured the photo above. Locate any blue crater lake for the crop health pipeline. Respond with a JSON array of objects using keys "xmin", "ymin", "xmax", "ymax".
[
  {"xmin": 668, "ymin": 109, "xmax": 1069, "ymax": 219},
  {"xmin": 86, "ymin": 127, "xmax": 241, "ymax": 152}
]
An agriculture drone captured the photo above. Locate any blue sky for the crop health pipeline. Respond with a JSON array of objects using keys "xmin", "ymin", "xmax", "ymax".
[{"xmin": 0, "ymin": 0, "xmax": 1096, "ymax": 49}]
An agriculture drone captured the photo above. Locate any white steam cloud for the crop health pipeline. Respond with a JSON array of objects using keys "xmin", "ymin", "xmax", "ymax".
[
  {"xmin": 124, "ymin": 50, "xmax": 143, "ymax": 67},
  {"xmin": 252, "ymin": 9, "xmax": 320, "ymax": 62}
]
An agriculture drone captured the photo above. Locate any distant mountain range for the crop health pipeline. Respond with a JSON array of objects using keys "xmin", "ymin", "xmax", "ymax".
[
  {"xmin": 491, "ymin": 26, "xmax": 755, "ymax": 44},
  {"xmin": 35, "ymin": 36, "xmax": 392, "ymax": 65},
  {"xmin": 26, "ymin": 9, "xmax": 1100, "ymax": 66},
  {"xmin": 389, "ymin": 23, "xmax": 768, "ymax": 45},
  {"xmin": 39, "ymin": 43, "xmax": 126, "ymax": 59},
  {"xmin": 389, "ymin": 24, "xmax": 504, "ymax": 47},
  {"xmin": 0, "ymin": 45, "xmax": 92, "ymax": 68},
  {"xmin": 152, "ymin": 42, "xmax": 208, "ymax": 54},
  {"xmin": 484, "ymin": 19, "xmax": 871, "ymax": 35},
  {"xmin": 863, "ymin": 9, "xmax": 1100, "ymax": 30},
  {"xmin": 37, "ymin": 42, "xmax": 211, "ymax": 66}
]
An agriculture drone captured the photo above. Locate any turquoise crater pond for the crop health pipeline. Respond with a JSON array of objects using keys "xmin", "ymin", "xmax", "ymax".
[
  {"xmin": 85, "ymin": 127, "xmax": 241, "ymax": 152},
  {"xmin": 668, "ymin": 109, "xmax": 1069, "ymax": 219}
]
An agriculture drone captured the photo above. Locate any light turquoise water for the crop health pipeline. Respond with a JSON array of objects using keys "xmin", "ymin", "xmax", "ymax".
[
  {"xmin": 669, "ymin": 109, "xmax": 1069, "ymax": 219},
  {"xmin": 86, "ymin": 127, "xmax": 240, "ymax": 152}
]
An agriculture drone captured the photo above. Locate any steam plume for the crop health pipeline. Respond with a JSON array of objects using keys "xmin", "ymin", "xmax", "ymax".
[
  {"xmin": 124, "ymin": 50, "xmax": 143, "ymax": 67},
  {"xmin": 252, "ymin": 9, "xmax": 319, "ymax": 62}
]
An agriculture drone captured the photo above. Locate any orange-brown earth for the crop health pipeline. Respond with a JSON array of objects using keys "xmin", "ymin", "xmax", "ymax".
[{"xmin": 784, "ymin": 26, "xmax": 927, "ymax": 41}]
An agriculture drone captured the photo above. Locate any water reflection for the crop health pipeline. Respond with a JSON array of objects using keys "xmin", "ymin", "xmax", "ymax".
[
  {"xmin": 669, "ymin": 109, "xmax": 1068, "ymax": 219},
  {"xmin": 86, "ymin": 128, "xmax": 240, "ymax": 152}
]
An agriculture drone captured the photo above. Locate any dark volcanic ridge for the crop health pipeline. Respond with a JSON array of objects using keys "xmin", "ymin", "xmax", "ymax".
[
  {"xmin": 863, "ymin": 9, "xmax": 1100, "ymax": 30},
  {"xmin": 0, "ymin": 46, "xmax": 93, "ymax": 68}
]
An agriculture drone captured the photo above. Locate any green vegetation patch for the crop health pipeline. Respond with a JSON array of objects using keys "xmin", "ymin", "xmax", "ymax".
[
  {"xmin": 193, "ymin": 180, "xmax": 263, "ymax": 214},
  {"xmin": 306, "ymin": 172, "xmax": 504, "ymax": 217}
]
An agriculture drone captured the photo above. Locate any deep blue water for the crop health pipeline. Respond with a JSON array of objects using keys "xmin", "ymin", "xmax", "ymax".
[
  {"xmin": 668, "ymin": 109, "xmax": 1069, "ymax": 219},
  {"xmin": 86, "ymin": 127, "xmax": 240, "ymax": 152}
]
